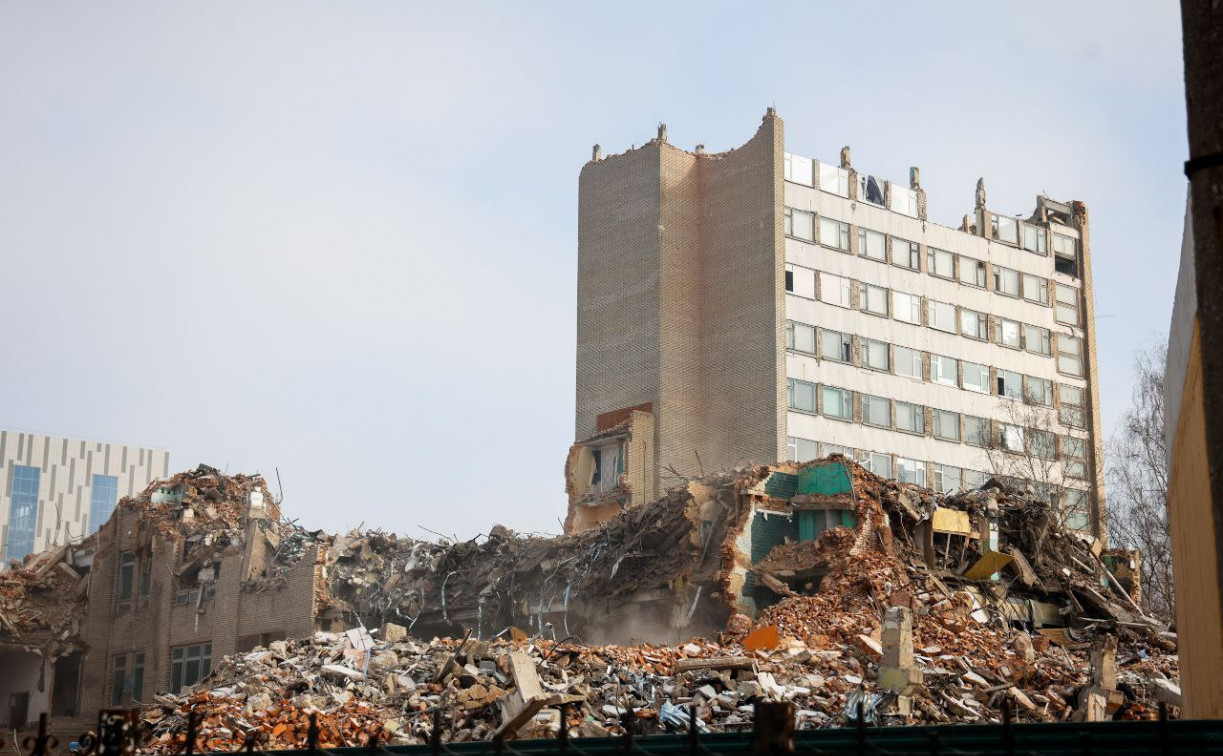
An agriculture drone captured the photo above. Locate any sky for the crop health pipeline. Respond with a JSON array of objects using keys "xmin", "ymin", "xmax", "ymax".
[{"xmin": 0, "ymin": 1, "xmax": 1187, "ymax": 540}]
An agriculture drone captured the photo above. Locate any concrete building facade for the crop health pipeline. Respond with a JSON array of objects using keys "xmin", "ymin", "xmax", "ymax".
[
  {"xmin": 568, "ymin": 110, "xmax": 1105, "ymax": 538},
  {"xmin": 1, "ymin": 429, "xmax": 169, "ymax": 566}
]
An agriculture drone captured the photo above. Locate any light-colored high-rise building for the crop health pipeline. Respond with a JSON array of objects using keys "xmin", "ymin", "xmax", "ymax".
[
  {"xmin": 1, "ymin": 428, "xmax": 169, "ymax": 565},
  {"xmin": 565, "ymin": 110, "xmax": 1104, "ymax": 538}
]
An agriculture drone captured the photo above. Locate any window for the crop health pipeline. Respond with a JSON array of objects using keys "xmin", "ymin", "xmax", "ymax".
[
  {"xmin": 1000, "ymin": 423, "xmax": 1025, "ymax": 452},
  {"xmin": 963, "ymin": 257, "xmax": 987, "ymax": 287},
  {"xmin": 865, "ymin": 452, "xmax": 892, "ymax": 479},
  {"xmin": 928, "ymin": 247, "xmax": 955, "ymax": 279},
  {"xmin": 820, "ymin": 271, "xmax": 853, "ymax": 307},
  {"xmin": 858, "ymin": 174, "xmax": 886, "ymax": 206},
  {"xmin": 863, "ymin": 283, "xmax": 889, "ymax": 315},
  {"xmin": 1024, "ymin": 375, "xmax": 1053, "ymax": 406},
  {"xmin": 819, "ymin": 162, "xmax": 850, "ymax": 197},
  {"xmin": 788, "ymin": 379, "xmax": 817, "ymax": 412},
  {"xmin": 1062, "ymin": 488, "xmax": 1090, "ymax": 530},
  {"xmin": 998, "ymin": 318, "xmax": 1021, "ymax": 349},
  {"xmin": 964, "ymin": 469, "xmax": 988, "ymax": 489},
  {"xmin": 862, "ymin": 338, "xmax": 889, "ymax": 371},
  {"xmin": 111, "ymin": 652, "xmax": 145, "ymax": 706},
  {"xmin": 896, "ymin": 401, "xmax": 925, "ymax": 434},
  {"xmin": 786, "ymin": 321, "xmax": 816, "ymax": 353},
  {"xmin": 896, "ymin": 457, "xmax": 926, "ymax": 485},
  {"xmin": 965, "ymin": 416, "xmax": 991, "ymax": 447},
  {"xmin": 820, "ymin": 217, "xmax": 850, "ymax": 252},
  {"xmin": 933, "ymin": 409, "xmax": 961, "ymax": 442},
  {"xmin": 785, "ymin": 207, "xmax": 814, "ymax": 241},
  {"xmin": 1022, "ymin": 274, "xmax": 1050, "ymax": 305},
  {"xmin": 783, "ymin": 153, "xmax": 813, "ymax": 186},
  {"xmin": 823, "ymin": 443, "xmax": 854, "ymax": 458},
  {"xmin": 891, "ymin": 290, "xmax": 920, "ymax": 323},
  {"xmin": 858, "ymin": 228, "xmax": 886, "ymax": 261},
  {"xmin": 891, "ymin": 187, "xmax": 919, "ymax": 217},
  {"xmin": 117, "ymin": 552, "xmax": 135, "ymax": 613},
  {"xmin": 785, "ymin": 263, "xmax": 815, "ymax": 298},
  {"xmin": 1022, "ymin": 223, "xmax": 1047, "ymax": 254},
  {"xmin": 1024, "ymin": 324, "xmax": 1052, "ymax": 356},
  {"xmin": 962, "ymin": 361, "xmax": 990, "ymax": 393},
  {"xmin": 787, "ymin": 437, "xmax": 820, "ymax": 463},
  {"xmin": 991, "ymin": 214, "xmax": 1019, "ymax": 245},
  {"xmin": 960, "ymin": 309, "xmax": 988, "ymax": 340},
  {"xmin": 1058, "ymin": 334, "xmax": 1084, "ymax": 377},
  {"xmin": 88, "ymin": 475, "xmax": 120, "ymax": 536},
  {"xmin": 929, "ymin": 301, "xmax": 956, "ymax": 333},
  {"xmin": 1053, "ymin": 234, "xmax": 1079, "ymax": 277},
  {"xmin": 894, "ymin": 238, "xmax": 920, "ymax": 270},
  {"xmin": 1063, "ymin": 436, "xmax": 1088, "ymax": 479},
  {"xmin": 994, "ymin": 266, "xmax": 1020, "ymax": 297},
  {"xmin": 1055, "ymin": 283, "xmax": 1080, "ymax": 325},
  {"xmin": 1060, "ymin": 384, "xmax": 1086, "ymax": 428},
  {"xmin": 895, "ymin": 346, "xmax": 923, "ymax": 380},
  {"xmin": 862, "ymin": 394, "xmax": 891, "ymax": 427},
  {"xmin": 1031, "ymin": 429, "xmax": 1057, "ymax": 460},
  {"xmin": 931, "ymin": 354, "xmax": 958, "ymax": 386},
  {"xmin": 821, "ymin": 329, "xmax": 852, "ymax": 363},
  {"xmin": 933, "ymin": 464, "xmax": 963, "ymax": 493},
  {"xmin": 139, "ymin": 554, "xmax": 152, "ymax": 606},
  {"xmin": 170, "ymin": 643, "xmax": 213, "ymax": 693},
  {"xmin": 823, "ymin": 386, "xmax": 853, "ymax": 420},
  {"xmin": 997, "ymin": 368, "xmax": 1022, "ymax": 400},
  {"xmin": 6, "ymin": 466, "xmax": 40, "ymax": 564}
]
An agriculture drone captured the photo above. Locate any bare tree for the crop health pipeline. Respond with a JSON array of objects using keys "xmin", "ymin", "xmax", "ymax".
[{"xmin": 1106, "ymin": 342, "xmax": 1173, "ymax": 621}]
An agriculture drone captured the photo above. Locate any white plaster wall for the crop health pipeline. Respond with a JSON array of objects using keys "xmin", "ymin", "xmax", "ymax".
[{"xmin": 0, "ymin": 653, "xmax": 50, "ymax": 726}]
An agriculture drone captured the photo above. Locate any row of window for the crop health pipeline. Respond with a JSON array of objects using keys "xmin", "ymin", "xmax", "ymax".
[
  {"xmin": 783, "ymin": 154, "xmax": 920, "ymax": 217},
  {"xmin": 786, "ymin": 321, "xmax": 1088, "ymax": 427},
  {"xmin": 787, "ymin": 378, "xmax": 1088, "ymax": 472},
  {"xmin": 4, "ymin": 469, "xmax": 119, "ymax": 564},
  {"xmin": 785, "ymin": 437, "xmax": 1091, "ymax": 530},
  {"xmin": 110, "ymin": 643, "xmax": 213, "ymax": 705},
  {"xmin": 785, "ymin": 264, "xmax": 1085, "ymax": 377}
]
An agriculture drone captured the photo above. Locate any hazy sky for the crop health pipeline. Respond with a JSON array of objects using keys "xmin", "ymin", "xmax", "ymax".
[{"xmin": 0, "ymin": 1, "xmax": 1186, "ymax": 539}]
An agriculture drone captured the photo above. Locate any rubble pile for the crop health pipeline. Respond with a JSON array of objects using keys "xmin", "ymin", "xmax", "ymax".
[{"xmin": 0, "ymin": 544, "xmax": 88, "ymax": 648}]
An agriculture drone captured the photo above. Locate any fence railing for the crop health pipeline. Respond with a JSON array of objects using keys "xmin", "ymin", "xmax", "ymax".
[{"xmin": 10, "ymin": 702, "xmax": 1223, "ymax": 756}]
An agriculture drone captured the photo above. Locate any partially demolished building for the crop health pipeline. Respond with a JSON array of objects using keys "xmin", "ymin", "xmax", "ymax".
[{"xmin": 0, "ymin": 457, "xmax": 1172, "ymax": 742}]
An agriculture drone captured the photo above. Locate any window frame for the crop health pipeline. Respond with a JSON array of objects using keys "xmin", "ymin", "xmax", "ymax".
[
  {"xmin": 822, "ymin": 385, "xmax": 853, "ymax": 421},
  {"xmin": 895, "ymin": 346, "xmax": 923, "ymax": 380},
  {"xmin": 787, "ymin": 378, "xmax": 818, "ymax": 413},
  {"xmin": 861, "ymin": 394, "xmax": 892, "ymax": 428},
  {"xmin": 891, "ymin": 290, "xmax": 920, "ymax": 323},
  {"xmin": 962, "ymin": 361, "xmax": 990, "ymax": 394},
  {"xmin": 994, "ymin": 265, "xmax": 1021, "ymax": 297},
  {"xmin": 929, "ymin": 300, "xmax": 957, "ymax": 333},
  {"xmin": 858, "ymin": 228, "xmax": 887, "ymax": 262},
  {"xmin": 998, "ymin": 317, "xmax": 1022, "ymax": 349},
  {"xmin": 928, "ymin": 247, "xmax": 956, "ymax": 280},
  {"xmin": 863, "ymin": 283, "xmax": 890, "ymax": 316},
  {"xmin": 933, "ymin": 409, "xmax": 961, "ymax": 442},
  {"xmin": 960, "ymin": 308, "xmax": 988, "ymax": 340},
  {"xmin": 819, "ymin": 216, "xmax": 850, "ymax": 252},
  {"xmin": 893, "ymin": 237, "xmax": 920, "ymax": 271},
  {"xmin": 895, "ymin": 401, "xmax": 925, "ymax": 435},
  {"xmin": 820, "ymin": 329, "xmax": 852, "ymax": 364},
  {"xmin": 930, "ymin": 354, "xmax": 958, "ymax": 387},
  {"xmin": 784, "ymin": 207, "xmax": 815, "ymax": 241},
  {"xmin": 861, "ymin": 337, "xmax": 890, "ymax": 371}
]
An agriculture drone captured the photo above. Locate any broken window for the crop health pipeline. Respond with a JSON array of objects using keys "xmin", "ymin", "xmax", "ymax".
[
  {"xmin": 1024, "ymin": 375, "xmax": 1053, "ymax": 406},
  {"xmin": 1059, "ymin": 384, "xmax": 1086, "ymax": 428},
  {"xmin": 964, "ymin": 469, "xmax": 988, "ymax": 489},
  {"xmin": 1022, "ymin": 274, "xmax": 1049, "ymax": 305},
  {"xmin": 891, "ymin": 290, "xmax": 919, "ymax": 323},
  {"xmin": 862, "ymin": 338, "xmax": 889, "ymax": 371},
  {"xmin": 819, "ymin": 162, "xmax": 850, "ymax": 197},
  {"xmin": 960, "ymin": 308, "xmax": 988, "ymax": 340},
  {"xmin": 928, "ymin": 247, "xmax": 955, "ymax": 279},
  {"xmin": 785, "ymin": 320, "xmax": 816, "ymax": 353},
  {"xmin": 862, "ymin": 394, "xmax": 891, "ymax": 427},
  {"xmin": 111, "ymin": 652, "xmax": 144, "ymax": 706},
  {"xmin": 117, "ymin": 552, "xmax": 135, "ymax": 614},
  {"xmin": 590, "ymin": 441, "xmax": 624, "ymax": 492},
  {"xmin": 783, "ymin": 153, "xmax": 813, "ymax": 186},
  {"xmin": 820, "ymin": 271, "xmax": 852, "ymax": 307},
  {"xmin": 1031, "ymin": 429, "xmax": 1057, "ymax": 460},
  {"xmin": 931, "ymin": 354, "xmax": 957, "ymax": 387},
  {"xmin": 962, "ymin": 256, "xmax": 987, "ymax": 288},
  {"xmin": 998, "ymin": 318, "xmax": 1021, "ymax": 349},
  {"xmin": 1000, "ymin": 423, "xmax": 1026, "ymax": 452},
  {"xmin": 785, "ymin": 207, "xmax": 814, "ymax": 241},
  {"xmin": 994, "ymin": 265, "xmax": 1020, "ymax": 297},
  {"xmin": 933, "ymin": 464, "xmax": 962, "ymax": 493},
  {"xmin": 962, "ymin": 361, "xmax": 990, "ymax": 393},
  {"xmin": 894, "ymin": 238, "xmax": 920, "ymax": 270},
  {"xmin": 822, "ymin": 385, "xmax": 852, "ymax": 420},
  {"xmin": 823, "ymin": 442, "xmax": 854, "ymax": 458},
  {"xmin": 170, "ymin": 643, "xmax": 212, "ymax": 693},
  {"xmin": 820, "ymin": 329, "xmax": 852, "ymax": 363},
  {"xmin": 1024, "ymin": 324, "xmax": 1052, "ymax": 356},
  {"xmin": 997, "ymin": 368, "xmax": 1022, "ymax": 400},
  {"xmin": 787, "ymin": 437, "xmax": 820, "ymax": 463},
  {"xmin": 1053, "ymin": 234, "xmax": 1079, "ymax": 278},
  {"xmin": 820, "ymin": 217, "xmax": 850, "ymax": 252},
  {"xmin": 896, "ymin": 457, "xmax": 926, "ymax": 485},
  {"xmin": 929, "ymin": 300, "xmax": 956, "ymax": 333},
  {"xmin": 785, "ymin": 269, "xmax": 792, "ymax": 292},
  {"xmin": 933, "ymin": 409, "xmax": 961, "ymax": 442},
  {"xmin": 865, "ymin": 452, "xmax": 892, "ymax": 478},
  {"xmin": 858, "ymin": 174, "xmax": 886, "ymax": 206},
  {"xmin": 785, "ymin": 263, "xmax": 815, "ymax": 298},
  {"xmin": 858, "ymin": 228, "xmax": 886, "ymax": 261},
  {"xmin": 895, "ymin": 346, "xmax": 923, "ymax": 380},
  {"xmin": 896, "ymin": 401, "xmax": 924, "ymax": 434},
  {"xmin": 1055, "ymin": 283, "xmax": 1080, "ymax": 325},
  {"xmin": 1063, "ymin": 436, "xmax": 1088, "ymax": 479},
  {"xmin": 1022, "ymin": 223, "xmax": 1047, "ymax": 255},
  {"xmin": 1058, "ymin": 334, "xmax": 1084, "ymax": 377},
  {"xmin": 991, "ymin": 214, "xmax": 1019, "ymax": 245},
  {"xmin": 965, "ymin": 416, "xmax": 991, "ymax": 447},
  {"xmin": 787, "ymin": 378, "xmax": 817, "ymax": 412},
  {"xmin": 863, "ymin": 283, "xmax": 889, "ymax": 316}
]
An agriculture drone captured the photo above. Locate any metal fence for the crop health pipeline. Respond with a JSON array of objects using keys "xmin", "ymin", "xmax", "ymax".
[{"xmin": 12, "ymin": 703, "xmax": 1223, "ymax": 756}]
